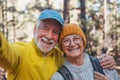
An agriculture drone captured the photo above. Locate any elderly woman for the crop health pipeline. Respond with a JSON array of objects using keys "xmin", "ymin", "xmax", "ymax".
[{"xmin": 51, "ymin": 23, "xmax": 120, "ymax": 80}]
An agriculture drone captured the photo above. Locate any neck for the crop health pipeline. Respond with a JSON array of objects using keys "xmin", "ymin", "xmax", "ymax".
[{"xmin": 67, "ymin": 54, "xmax": 84, "ymax": 66}]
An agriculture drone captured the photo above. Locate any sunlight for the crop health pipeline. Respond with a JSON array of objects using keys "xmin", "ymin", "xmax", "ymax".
[{"xmin": 16, "ymin": 0, "xmax": 31, "ymax": 10}]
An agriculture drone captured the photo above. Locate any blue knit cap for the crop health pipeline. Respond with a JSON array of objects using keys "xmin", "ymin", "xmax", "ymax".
[{"xmin": 38, "ymin": 9, "xmax": 64, "ymax": 26}]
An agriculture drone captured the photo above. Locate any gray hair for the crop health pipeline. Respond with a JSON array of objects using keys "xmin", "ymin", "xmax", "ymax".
[{"xmin": 35, "ymin": 20, "xmax": 41, "ymax": 28}]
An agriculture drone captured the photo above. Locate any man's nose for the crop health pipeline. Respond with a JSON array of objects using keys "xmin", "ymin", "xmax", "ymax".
[{"xmin": 46, "ymin": 31, "xmax": 53, "ymax": 39}]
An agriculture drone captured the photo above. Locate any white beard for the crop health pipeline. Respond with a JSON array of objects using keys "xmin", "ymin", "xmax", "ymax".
[{"xmin": 34, "ymin": 34, "xmax": 56, "ymax": 55}]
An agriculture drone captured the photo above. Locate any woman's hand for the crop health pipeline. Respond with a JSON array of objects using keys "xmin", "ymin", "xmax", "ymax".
[{"xmin": 94, "ymin": 71, "xmax": 110, "ymax": 80}]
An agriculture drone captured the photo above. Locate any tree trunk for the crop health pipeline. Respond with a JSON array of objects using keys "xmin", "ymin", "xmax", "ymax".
[
  {"xmin": 79, "ymin": 0, "xmax": 87, "ymax": 36},
  {"xmin": 63, "ymin": 0, "xmax": 70, "ymax": 24}
]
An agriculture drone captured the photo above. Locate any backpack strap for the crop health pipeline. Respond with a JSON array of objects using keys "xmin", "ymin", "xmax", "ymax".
[
  {"xmin": 89, "ymin": 55, "xmax": 105, "ymax": 75},
  {"xmin": 57, "ymin": 65, "xmax": 73, "ymax": 80}
]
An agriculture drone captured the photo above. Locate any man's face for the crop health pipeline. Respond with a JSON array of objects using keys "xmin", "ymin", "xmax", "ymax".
[{"xmin": 34, "ymin": 19, "xmax": 62, "ymax": 55}]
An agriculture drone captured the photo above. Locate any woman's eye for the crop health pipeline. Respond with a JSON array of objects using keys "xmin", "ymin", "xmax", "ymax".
[
  {"xmin": 75, "ymin": 38, "xmax": 80, "ymax": 40},
  {"xmin": 74, "ymin": 37, "xmax": 81, "ymax": 43},
  {"xmin": 63, "ymin": 39, "xmax": 69, "ymax": 43}
]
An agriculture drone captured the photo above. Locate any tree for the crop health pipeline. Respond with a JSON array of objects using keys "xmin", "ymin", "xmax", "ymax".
[{"xmin": 63, "ymin": 0, "xmax": 70, "ymax": 24}]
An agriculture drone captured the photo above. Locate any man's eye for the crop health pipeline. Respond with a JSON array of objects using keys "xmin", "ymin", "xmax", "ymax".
[
  {"xmin": 43, "ymin": 27, "xmax": 48, "ymax": 31},
  {"xmin": 53, "ymin": 31, "xmax": 59, "ymax": 35}
]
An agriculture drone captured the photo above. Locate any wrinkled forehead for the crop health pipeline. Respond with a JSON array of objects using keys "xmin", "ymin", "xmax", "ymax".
[
  {"xmin": 41, "ymin": 19, "xmax": 63, "ymax": 27},
  {"xmin": 40, "ymin": 19, "xmax": 62, "ymax": 32}
]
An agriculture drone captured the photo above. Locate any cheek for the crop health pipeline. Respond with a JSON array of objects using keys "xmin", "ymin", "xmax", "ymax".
[
  {"xmin": 35, "ymin": 30, "xmax": 46, "ymax": 38},
  {"xmin": 53, "ymin": 36, "xmax": 59, "ymax": 43},
  {"xmin": 79, "ymin": 43, "xmax": 85, "ymax": 52},
  {"xmin": 62, "ymin": 46, "xmax": 68, "ymax": 54}
]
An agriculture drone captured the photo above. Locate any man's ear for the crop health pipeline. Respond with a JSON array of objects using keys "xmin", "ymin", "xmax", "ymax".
[{"xmin": 33, "ymin": 25, "xmax": 36, "ymax": 35}]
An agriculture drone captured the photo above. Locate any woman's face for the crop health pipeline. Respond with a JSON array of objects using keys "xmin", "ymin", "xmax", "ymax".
[{"xmin": 62, "ymin": 34, "xmax": 85, "ymax": 58}]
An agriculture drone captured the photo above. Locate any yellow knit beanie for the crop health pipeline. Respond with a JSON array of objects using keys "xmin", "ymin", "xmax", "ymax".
[{"xmin": 59, "ymin": 23, "xmax": 86, "ymax": 50}]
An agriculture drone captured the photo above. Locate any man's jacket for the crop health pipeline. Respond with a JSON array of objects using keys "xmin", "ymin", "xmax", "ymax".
[{"xmin": 0, "ymin": 33, "xmax": 64, "ymax": 80}]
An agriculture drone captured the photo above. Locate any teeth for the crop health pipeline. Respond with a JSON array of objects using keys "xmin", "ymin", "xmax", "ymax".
[
  {"xmin": 41, "ymin": 38, "xmax": 53, "ymax": 45},
  {"xmin": 48, "ymin": 40, "xmax": 54, "ymax": 44},
  {"xmin": 42, "ymin": 37, "xmax": 48, "ymax": 42}
]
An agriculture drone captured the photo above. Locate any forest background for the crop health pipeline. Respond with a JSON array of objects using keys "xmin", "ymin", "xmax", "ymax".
[{"xmin": 0, "ymin": 0, "xmax": 120, "ymax": 75}]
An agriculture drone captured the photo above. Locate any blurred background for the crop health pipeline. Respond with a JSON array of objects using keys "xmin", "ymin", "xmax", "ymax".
[{"xmin": 0, "ymin": 0, "xmax": 120, "ymax": 76}]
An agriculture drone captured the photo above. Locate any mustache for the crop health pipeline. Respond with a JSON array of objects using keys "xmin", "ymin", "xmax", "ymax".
[{"xmin": 41, "ymin": 37, "xmax": 54, "ymax": 44}]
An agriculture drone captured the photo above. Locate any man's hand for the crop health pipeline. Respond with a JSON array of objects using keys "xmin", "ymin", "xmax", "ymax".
[
  {"xmin": 0, "ymin": 67, "xmax": 5, "ymax": 80},
  {"xmin": 94, "ymin": 71, "xmax": 109, "ymax": 80},
  {"xmin": 99, "ymin": 54, "xmax": 116, "ymax": 69}
]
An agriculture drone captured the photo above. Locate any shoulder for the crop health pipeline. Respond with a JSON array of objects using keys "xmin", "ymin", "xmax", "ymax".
[
  {"xmin": 12, "ymin": 41, "xmax": 32, "ymax": 48},
  {"xmin": 11, "ymin": 41, "xmax": 32, "ymax": 55},
  {"xmin": 54, "ymin": 46, "xmax": 62, "ymax": 52},
  {"xmin": 54, "ymin": 46, "xmax": 64, "ymax": 57},
  {"xmin": 103, "ymin": 69, "xmax": 120, "ymax": 80},
  {"xmin": 51, "ymin": 72, "xmax": 65, "ymax": 80}
]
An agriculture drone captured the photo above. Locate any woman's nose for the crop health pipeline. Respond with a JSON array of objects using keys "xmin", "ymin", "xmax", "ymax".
[{"xmin": 69, "ymin": 39, "xmax": 76, "ymax": 46}]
